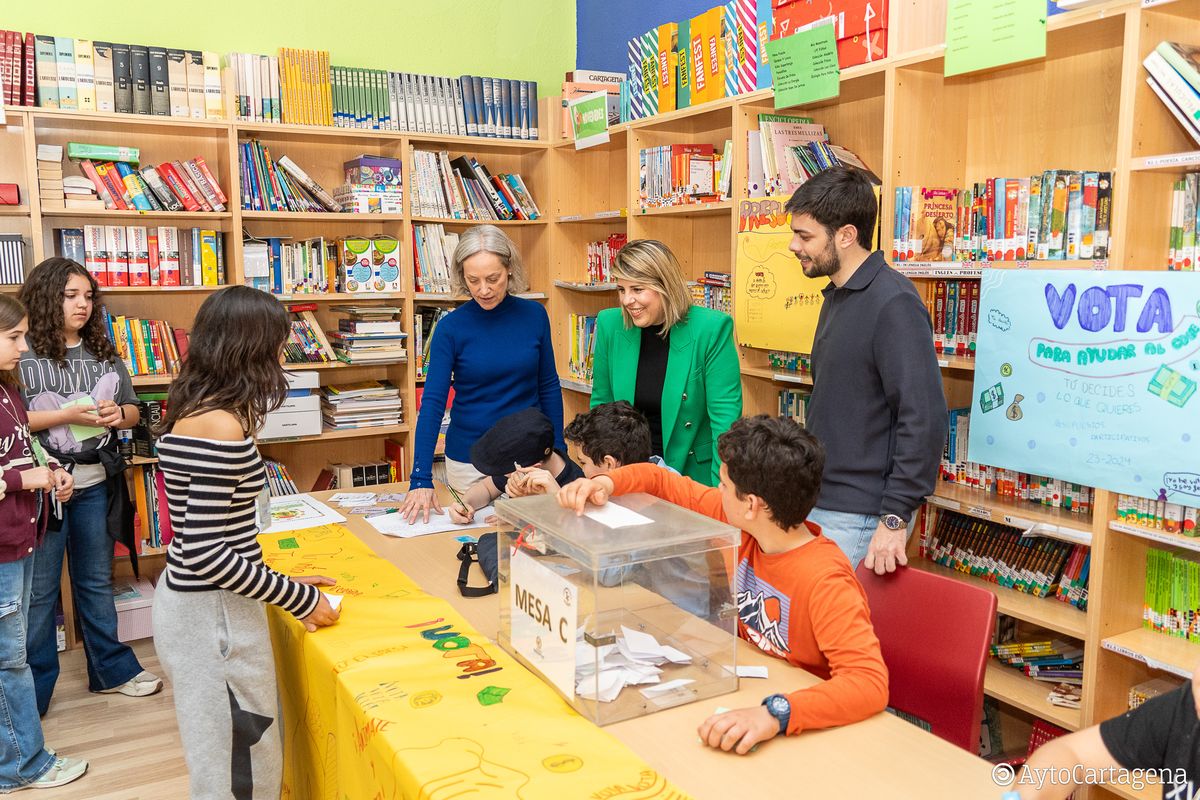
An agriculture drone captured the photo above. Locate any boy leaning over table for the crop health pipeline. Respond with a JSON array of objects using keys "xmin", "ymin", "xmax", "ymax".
[{"xmin": 557, "ymin": 415, "xmax": 889, "ymax": 754}]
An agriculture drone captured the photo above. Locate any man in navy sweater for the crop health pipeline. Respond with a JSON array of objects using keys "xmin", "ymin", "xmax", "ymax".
[{"xmin": 785, "ymin": 167, "xmax": 947, "ymax": 573}]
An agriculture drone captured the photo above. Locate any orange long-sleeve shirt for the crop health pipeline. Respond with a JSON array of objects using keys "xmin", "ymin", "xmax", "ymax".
[{"xmin": 608, "ymin": 463, "xmax": 889, "ymax": 734}]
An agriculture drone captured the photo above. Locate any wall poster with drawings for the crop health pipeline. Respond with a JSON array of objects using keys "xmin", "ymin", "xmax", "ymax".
[{"xmin": 968, "ymin": 270, "xmax": 1200, "ymax": 506}]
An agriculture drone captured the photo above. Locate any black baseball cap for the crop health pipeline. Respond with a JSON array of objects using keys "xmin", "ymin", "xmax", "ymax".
[{"xmin": 469, "ymin": 407, "xmax": 556, "ymax": 476}]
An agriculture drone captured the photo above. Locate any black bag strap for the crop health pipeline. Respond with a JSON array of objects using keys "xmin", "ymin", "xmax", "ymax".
[{"xmin": 456, "ymin": 542, "xmax": 497, "ymax": 598}]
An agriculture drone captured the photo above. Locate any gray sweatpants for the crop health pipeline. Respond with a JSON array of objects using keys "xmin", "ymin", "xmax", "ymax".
[{"xmin": 153, "ymin": 581, "xmax": 283, "ymax": 800}]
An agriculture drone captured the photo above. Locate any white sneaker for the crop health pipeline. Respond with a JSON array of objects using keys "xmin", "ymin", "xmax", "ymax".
[
  {"xmin": 23, "ymin": 755, "xmax": 88, "ymax": 789},
  {"xmin": 98, "ymin": 670, "xmax": 163, "ymax": 697}
]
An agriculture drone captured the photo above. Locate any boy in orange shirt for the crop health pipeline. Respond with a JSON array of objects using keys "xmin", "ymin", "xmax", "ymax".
[{"xmin": 558, "ymin": 415, "xmax": 889, "ymax": 754}]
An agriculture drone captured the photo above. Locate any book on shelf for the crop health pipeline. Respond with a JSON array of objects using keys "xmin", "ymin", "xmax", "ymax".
[
  {"xmin": 639, "ymin": 142, "xmax": 734, "ymax": 209},
  {"xmin": 283, "ymin": 305, "xmax": 334, "ymax": 364},
  {"xmin": 414, "ymin": 306, "xmax": 451, "ymax": 379},
  {"xmin": 689, "ymin": 271, "xmax": 731, "ymax": 314},
  {"xmin": 585, "ymin": 233, "xmax": 627, "ymax": 284},
  {"xmin": 1116, "ymin": 493, "xmax": 1199, "ymax": 536},
  {"xmin": 412, "ymin": 223, "xmax": 458, "ymax": 294},
  {"xmin": 328, "ymin": 306, "xmax": 407, "ymax": 366},
  {"xmin": 264, "ymin": 459, "xmax": 299, "ymax": 497},
  {"xmin": 0, "ymin": 235, "xmax": 26, "ymax": 285},
  {"xmin": 893, "ymin": 172, "xmax": 1112, "ymax": 263},
  {"xmin": 321, "ymin": 380, "xmax": 403, "ymax": 430},
  {"xmin": 332, "ymin": 155, "xmax": 403, "ymax": 214},
  {"xmin": 238, "ymin": 140, "xmax": 342, "ymax": 213},
  {"xmin": 917, "ymin": 507, "xmax": 1090, "ymax": 608},
  {"xmin": 1166, "ymin": 174, "xmax": 1199, "ymax": 271},
  {"xmin": 409, "ymin": 151, "xmax": 540, "ymax": 220},
  {"xmin": 1144, "ymin": 547, "xmax": 1199, "ymax": 642},
  {"xmin": 14, "ymin": 33, "xmax": 221, "ymax": 118},
  {"xmin": 101, "ymin": 310, "xmax": 185, "ymax": 378},
  {"xmin": 58, "ymin": 225, "xmax": 222, "ymax": 287},
  {"xmin": 778, "ymin": 388, "xmax": 809, "ymax": 425},
  {"xmin": 243, "ymin": 235, "xmax": 334, "ymax": 295},
  {"xmin": 567, "ymin": 313, "xmax": 597, "ymax": 383}
]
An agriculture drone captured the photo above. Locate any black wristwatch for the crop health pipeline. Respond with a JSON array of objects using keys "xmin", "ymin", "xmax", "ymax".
[
  {"xmin": 762, "ymin": 693, "xmax": 791, "ymax": 735},
  {"xmin": 880, "ymin": 513, "xmax": 907, "ymax": 531}
]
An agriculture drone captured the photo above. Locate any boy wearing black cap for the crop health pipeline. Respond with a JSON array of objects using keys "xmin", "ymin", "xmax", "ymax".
[{"xmin": 448, "ymin": 407, "xmax": 584, "ymax": 523}]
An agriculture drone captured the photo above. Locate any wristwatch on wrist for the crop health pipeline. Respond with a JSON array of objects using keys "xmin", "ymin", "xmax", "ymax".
[
  {"xmin": 761, "ymin": 693, "xmax": 791, "ymax": 735},
  {"xmin": 880, "ymin": 513, "xmax": 907, "ymax": 531}
]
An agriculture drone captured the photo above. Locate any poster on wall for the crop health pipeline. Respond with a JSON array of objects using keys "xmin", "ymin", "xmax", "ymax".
[
  {"xmin": 968, "ymin": 270, "xmax": 1200, "ymax": 503},
  {"xmin": 734, "ymin": 198, "xmax": 827, "ymax": 352}
]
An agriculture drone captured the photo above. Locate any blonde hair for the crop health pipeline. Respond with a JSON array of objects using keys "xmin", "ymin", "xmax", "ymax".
[
  {"xmin": 450, "ymin": 225, "xmax": 529, "ymax": 296},
  {"xmin": 611, "ymin": 239, "xmax": 692, "ymax": 333}
]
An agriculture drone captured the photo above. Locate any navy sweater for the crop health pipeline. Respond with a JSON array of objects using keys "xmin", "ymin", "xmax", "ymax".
[{"xmin": 410, "ymin": 294, "xmax": 564, "ymax": 490}]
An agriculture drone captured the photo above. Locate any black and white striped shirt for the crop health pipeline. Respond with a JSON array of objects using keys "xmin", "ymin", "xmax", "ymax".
[{"xmin": 158, "ymin": 434, "xmax": 319, "ymax": 618}]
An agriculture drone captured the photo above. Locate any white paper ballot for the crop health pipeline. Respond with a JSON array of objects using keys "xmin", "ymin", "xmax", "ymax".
[
  {"xmin": 584, "ymin": 502, "xmax": 653, "ymax": 529},
  {"xmin": 323, "ymin": 593, "xmax": 343, "ymax": 610},
  {"xmin": 728, "ymin": 665, "xmax": 769, "ymax": 679},
  {"xmin": 330, "ymin": 492, "xmax": 377, "ymax": 506},
  {"xmin": 367, "ymin": 506, "xmax": 495, "ymax": 538}
]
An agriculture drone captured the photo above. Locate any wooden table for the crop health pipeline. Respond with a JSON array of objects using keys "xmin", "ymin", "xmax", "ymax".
[{"xmin": 314, "ymin": 486, "xmax": 1004, "ymax": 799}]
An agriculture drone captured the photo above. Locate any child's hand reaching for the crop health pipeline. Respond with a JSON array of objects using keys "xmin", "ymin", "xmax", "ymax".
[{"xmin": 556, "ymin": 476, "xmax": 615, "ymax": 515}]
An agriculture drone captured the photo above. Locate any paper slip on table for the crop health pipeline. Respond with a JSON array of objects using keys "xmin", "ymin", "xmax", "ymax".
[{"xmin": 257, "ymin": 483, "xmax": 1001, "ymax": 799}]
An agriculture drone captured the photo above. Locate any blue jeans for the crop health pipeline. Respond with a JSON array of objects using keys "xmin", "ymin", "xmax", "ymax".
[
  {"xmin": 0, "ymin": 554, "xmax": 55, "ymax": 790},
  {"xmin": 807, "ymin": 507, "xmax": 880, "ymax": 568},
  {"xmin": 28, "ymin": 483, "xmax": 143, "ymax": 714}
]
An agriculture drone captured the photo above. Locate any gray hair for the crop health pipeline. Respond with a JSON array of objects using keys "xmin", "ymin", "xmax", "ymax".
[{"xmin": 450, "ymin": 225, "xmax": 529, "ymax": 296}]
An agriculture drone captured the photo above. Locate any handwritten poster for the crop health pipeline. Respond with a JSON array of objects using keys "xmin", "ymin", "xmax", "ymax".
[
  {"xmin": 763, "ymin": 22, "xmax": 840, "ymax": 109},
  {"xmin": 734, "ymin": 198, "xmax": 827, "ymax": 352},
  {"xmin": 969, "ymin": 271, "xmax": 1200, "ymax": 502},
  {"xmin": 944, "ymin": 0, "xmax": 1046, "ymax": 77}
]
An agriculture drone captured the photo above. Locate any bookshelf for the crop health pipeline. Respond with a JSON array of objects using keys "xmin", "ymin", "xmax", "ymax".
[{"xmin": 538, "ymin": 0, "xmax": 1200, "ymax": 786}]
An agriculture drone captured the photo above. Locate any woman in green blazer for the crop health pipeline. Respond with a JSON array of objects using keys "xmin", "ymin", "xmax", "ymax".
[{"xmin": 590, "ymin": 240, "xmax": 742, "ymax": 486}]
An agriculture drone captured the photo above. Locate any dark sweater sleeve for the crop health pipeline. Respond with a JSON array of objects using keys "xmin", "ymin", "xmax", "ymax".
[
  {"xmin": 410, "ymin": 318, "xmax": 455, "ymax": 490},
  {"xmin": 872, "ymin": 292, "xmax": 947, "ymax": 519},
  {"xmin": 535, "ymin": 305, "xmax": 566, "ymax": 450}
]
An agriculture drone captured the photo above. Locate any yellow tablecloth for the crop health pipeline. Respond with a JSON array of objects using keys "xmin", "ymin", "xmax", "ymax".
[{"xmin": 260, "ymin": 523, "xmax": 692, "ymax": 800}]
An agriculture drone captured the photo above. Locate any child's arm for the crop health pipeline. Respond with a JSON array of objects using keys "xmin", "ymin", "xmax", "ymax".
[
  {"xmin": 448, "ymin": 478, "xmax": 501, "ymax": 524},
  {"xmin": 576, "ymin": 463, "xmax": 726, "ymax": 523}
]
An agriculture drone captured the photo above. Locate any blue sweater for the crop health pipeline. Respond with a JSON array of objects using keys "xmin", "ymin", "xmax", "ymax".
[{"xmin": 410, "ymin": 294, "xmax": 564, "ymax": 490}]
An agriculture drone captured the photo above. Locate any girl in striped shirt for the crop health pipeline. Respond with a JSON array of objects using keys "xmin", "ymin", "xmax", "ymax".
[{"xmin": 152, "ymin": 286, "xmax": 339, "ymax": 800}]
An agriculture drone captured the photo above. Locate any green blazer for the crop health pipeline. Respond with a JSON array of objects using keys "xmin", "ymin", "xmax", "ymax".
[{"xmin": 591, "ymin": 305, "xmax": 743, "ymax": 486}]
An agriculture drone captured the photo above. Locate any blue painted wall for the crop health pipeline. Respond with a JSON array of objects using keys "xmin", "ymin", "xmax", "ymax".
[{"xmin": 575, "ymin": 0, "xmax": 716, "ymax": 73}]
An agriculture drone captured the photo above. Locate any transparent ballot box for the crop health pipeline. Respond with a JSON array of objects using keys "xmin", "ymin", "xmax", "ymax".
[{"xmin": 494, "ymin": 493, "xmax": 740, "ymax": 726}]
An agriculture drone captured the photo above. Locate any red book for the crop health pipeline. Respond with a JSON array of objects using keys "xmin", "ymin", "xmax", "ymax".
[
  {"xmin": 192, "ymin": 156, "xmax": 228, "ymax": 205},
  {"xmin": 8, "ymin": 31, "xmax": 19, "ymax": 108},
  {"xmin": 955, "ymin": 280, "xmax": 969, "ymax": 356},
  {"xmin": 146, "ymin": 229, "xmax": 160, "ymax": 285},
  {"xmin": 286, "ymin": 302, "xmax": 318, "ymax": 313},
  {"xmin": 310, "ymin": 469, "xmax": 335, "ymax": 492},
  {"xmin": 78, "ymin": 160, "xmax": 116, "ymax": 209},
  {"xmin": 172, "ymin": 327, "xmax": 189, "ymax": 361},
  {"xmin": 1, "ymin": 31, "xmax": 11, "ymax": 106},
  {"xmin": 157, "ymin": 162, "xmax": 201, "ymax": 211},
  {"xmin": 22, "ymin": 33, "xmax": 34, "ymax": 106},
  {"xmin": 94, "ymin": 163, "xmax": 131, "ymax": 210}
]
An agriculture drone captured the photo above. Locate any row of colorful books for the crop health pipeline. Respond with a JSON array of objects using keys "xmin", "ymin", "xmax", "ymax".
[
  {"xmin": 919, "ymin": 279, "xmax": 978, "ymax": 357},
  {"xmin": 2, "ymin": 32, "xmax": 223, "ymax": 118},
  {"xmin": 638, "ymin": 142, "xmax": 731, "ymax": 209},
  {"xmin": 283, "ymin": 307, "xmax": 333, "ymax": 365},
  {"xmin": 941, "ymin": 408, "xmax": 1095, "ymax": 515},
  {"xmin": 54, "ymin": 141, "xmax": 227, "ymax": 213},
  {"xmin": 778, "ymin": 388, "xmax": 809, "ymax": 426},
  {"xmin": 410, "ymin": 151, "xmax": 540, "ymax": 221},
  {"xmin": 584, "ymin": 233, "xmax": 626, "ymax": 285},
  {"xmin": 768, "ymin": 350, "xmax": 811, "ymax": 375},
  {"xmin": 56, "ymin": 226, "xmax": 225, "ymax": 288},
  {"xmin": 238, "ymin": 139, "xmax": 343, "ymax": 212},
  {"xmin": 1116, "ymin": 494, "xmax": 1199, "ymax": 537},
  {"xmin": 750, "ymin": 114, "xmax": 876, "ymax": 198},
  {"xmin": 1166, "ymin": 173, "xmax": 1199, "ymax": 271},
  {"xmin": 229, "ymin": 49, "xmax": 539, "ymax": 139},
  {"xmin": 689, "ymin": 271, "xmax": 732, "ymax": 314},
  {"xmin": 918, "ymin": 508, "xmax": 1091, "ymax": 608},
  {"xmin": 412, "ymin": 224, "xmax": 459, "ymax": 295},
  {"xmin": 893, "ymin": 172, "xmax": 1113, "ymax": 263},
  {"xmin": 567, "ymin": 313, "xmax": 597, "ymax": 383},
  {"xmin": 1144, "ymin": 547, "xmax": 1200, "ymax": 641},
  {"xmin": 103, "ymin": 313, "xmax": 187, "ymax": 378},
  {"xmin": 991, "ymin": 638, "xmax": 1084, "ymax": 687}
]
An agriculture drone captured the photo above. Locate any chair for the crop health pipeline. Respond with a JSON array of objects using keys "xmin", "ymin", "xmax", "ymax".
[{"xmin": 855, "ymin": 563, "xmax": 997, "ymax": 752}]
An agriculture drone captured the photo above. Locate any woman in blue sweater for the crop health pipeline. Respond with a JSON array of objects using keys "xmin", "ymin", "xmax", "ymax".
[{"xmin": 401, "ymin": 225, "xmax": 564, "ymax": 523}]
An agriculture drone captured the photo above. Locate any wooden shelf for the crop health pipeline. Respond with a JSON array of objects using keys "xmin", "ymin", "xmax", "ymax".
[
  {"xmin": 559, "ymin": 376, "xmax": 593, "ymax": 394},
  {"xmin": 927, "ymin": 482, "xmax": 1094, "ymax": 546},
  {"xmin": 1109, "ymin": 521, "xmax": 1200, "ymax": 555},
  {"xmin": 937, "ymin": 355, "xmax": 976, "ymax": 371},
  {"xmin": 553, "ymin": 280, "xmax": 617, "ymax": 292},
  {"xmin": 102, "ymin": 285, "xmax": 222, "ymax": 293},
  {"xmin": 407, "ymin": 132, "xmax": 550, "ymax": 150},
  {"xmin": 984, "ymin": 660, "xmax": 1081, "ymax": 731},
  {"xmin": 409, "ymin": 216, "xmax": 548, "ymax": 226},
  {"xmin": 28, "ymin": 106, "xmax": 231, "ymax": 131},
  {"xmin": 739, "ymin": 365, "xmax": 813, "ymax": 386},
  {"xmin": 414, "ymin": 291, "xmax": 546, "ymax": 302},
  {"xmin": 894, "ymin": 263, "xmax": 984, "ymax": 278},
  {"xmin": 270, "ymin": 292, "xmax": 407, "ymax": 302},
  {"xmin": 286, "ymin": 360, "xmax": 407, "ymax": 371},
  {"xmin": 235, "ymin": 120, "xmax": 402, "ymax": 141},
  {"xmin": 1130, "ymin": 151, "xmax": 1200, "ymax": 172},
  {"xmin": 1101, "ymin": 628, "xmax": 1200, "ymax": 680},
  {"xmin": 910, "ymin": 559, "xmax": 1088, "ymax": 640},
  {"xmin": 40, "ymin": 209, "xmax": 232, "ymax": 222},
  {"xmin": 0, "ymin": 206, "xmax": 30, "ymax": 216},
  {"xmin": 636, "ymin": 201, "xmax": 732, "ymax": 218},
  {"xmin": 130, "ymin": 374, "xmax": 175, "ymax": 387},
  {"xmin": 241, "ymin": 211, "xmax": 404, "ymax": 221},
  {"xmin": 259, "ymin": 423, "xmax": 409, "ymax": 444},
  {"xmin": 556, "ymin": 211, "xmax": 627, "ymax": 224}
]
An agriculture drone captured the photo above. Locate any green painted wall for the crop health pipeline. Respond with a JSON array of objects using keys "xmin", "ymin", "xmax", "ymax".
[{"xmin": 3, "ymin": 0, "xmax": 575, "ymax": 95}]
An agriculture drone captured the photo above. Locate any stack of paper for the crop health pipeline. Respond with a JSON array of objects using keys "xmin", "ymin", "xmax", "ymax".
[{"xmin": 575, "ymin": 625, "xmax": 693, "ymax": 703}]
